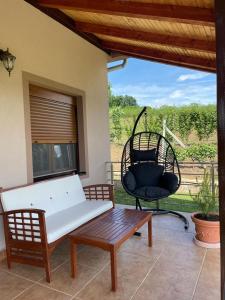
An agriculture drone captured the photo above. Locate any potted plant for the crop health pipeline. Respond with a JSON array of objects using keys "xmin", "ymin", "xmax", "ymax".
[{"xmin": 190, "ymin": 167, "xmax": 220, "ymax": 247}]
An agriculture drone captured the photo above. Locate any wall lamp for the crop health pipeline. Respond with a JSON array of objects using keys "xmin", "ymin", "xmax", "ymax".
[{"xmin": 0, "ymin": 48, "xmax": 16, "ymax": 76}]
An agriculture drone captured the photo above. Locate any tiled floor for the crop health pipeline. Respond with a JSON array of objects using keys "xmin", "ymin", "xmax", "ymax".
[{"xmin": 0, "ymin": 207, "xmax": 220, "ymax": 300}]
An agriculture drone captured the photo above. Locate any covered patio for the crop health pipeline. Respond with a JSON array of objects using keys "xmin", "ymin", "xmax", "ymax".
[
  {"xmin": 0, "ymin": 0, "xmax": 224, "ymax": 299},
  {"xmin": 0, "ymin": 210, "xmax": 220, "ymax": 300}
]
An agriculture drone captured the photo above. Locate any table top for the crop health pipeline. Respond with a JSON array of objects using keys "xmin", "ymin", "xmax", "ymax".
[{"xmin": 69, "ymin": 208, "xmax": 151, "ymax": 249}]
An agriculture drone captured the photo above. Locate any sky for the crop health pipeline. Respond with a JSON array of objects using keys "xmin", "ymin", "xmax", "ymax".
[{"xmin": 108, "ymin": 58, "xmax": 216, "ymax": 108}]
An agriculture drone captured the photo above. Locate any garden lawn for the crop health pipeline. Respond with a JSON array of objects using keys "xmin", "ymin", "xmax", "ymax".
[{"xmin": 115, "ymin": 187, "xmax": 199, "ymax": 213}]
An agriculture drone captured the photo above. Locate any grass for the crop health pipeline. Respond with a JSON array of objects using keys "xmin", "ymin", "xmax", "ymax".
[{"xmin": 115, "ymin": 187, "xmax": 199, "ymax": 213}]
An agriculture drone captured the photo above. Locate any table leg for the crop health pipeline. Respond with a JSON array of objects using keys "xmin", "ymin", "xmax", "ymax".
[
  {"xmin": 148, "ymin": 218, "xmax": 152, "ymax": 247},
  {"xmin": 110, "ymin": 247, "xmax": 117, "ymax": 291},
  {"xmin": 71, "ymin": 242, "xmax": 77, "ymax": 278}
]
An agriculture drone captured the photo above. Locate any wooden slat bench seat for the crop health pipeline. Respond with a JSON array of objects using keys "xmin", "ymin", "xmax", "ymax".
[
  {"xmin": 69, "ymin": 207, "xmax": 152, "ymax": 291},
  {"xmin": 0, "ymin": 175, "xmax": 114, "ymax": 282}
]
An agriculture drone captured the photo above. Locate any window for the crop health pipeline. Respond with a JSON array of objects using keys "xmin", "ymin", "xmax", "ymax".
[{"xmin": 29, "ymin": 85, "xmax": 79, "ymax": 180}]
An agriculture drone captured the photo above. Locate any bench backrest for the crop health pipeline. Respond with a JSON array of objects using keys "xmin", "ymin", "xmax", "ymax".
[{"xmin": 0, "ymin": 175, "xmax": 86, "ymax": 217}]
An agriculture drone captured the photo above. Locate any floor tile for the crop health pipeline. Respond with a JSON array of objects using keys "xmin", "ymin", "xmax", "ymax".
[
  {"xmin": 77, "ymin": 251, "xmax": 156, "ymax": 300},
  {"xmin": 0, "ymin": 259, "xmax": 45, "ymax": 281},
  {"xmin": 40, "ymin": 261, "xmax": 98, "ymax": 296},
  {"xmin": 0, "ymin": 270, "xmax": 33, "ymax": 300},
  {"xmin": 193, "ymin": 249, "xmax": 220, "ymax": 300},
  {"xmin": 132, "ymin": 262, "xmax": 197, "ymax": 300},
  {"xmin": 132, "ymin": 241, "xmax": 205, "ymax": 300},
  {"xmin": 159, "ymin": 242, "xmax": 206, "ymax": 270},
  {"xmin": 77, "ymin": 245, "xmax": 109, "ymax": 270},
  {"xmin": 120, "ymin": 234, "xmax": 164, "ymax": 259},
  {"xmin": 15, "ymin": 283, "xmax": 71, "ymax": 300},
  {"xmin": 50, "ymin": 242, "xmax": 71, "ymax": 270},
  {"xmin": 152, "ymin": 225, "xmax": 195, "ymax": 247},
  {"xmin": 132, "ymin": 284, "xmax": 191, "ymax": 300},
  {"xmin": 0, "ymin": 208, "xmax": 220, "ymax": 300}
]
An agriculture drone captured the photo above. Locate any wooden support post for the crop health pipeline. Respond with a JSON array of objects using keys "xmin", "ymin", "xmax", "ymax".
[{"xmin": 215, "ymin": 1, "xmax": 225, "ymax": 299}]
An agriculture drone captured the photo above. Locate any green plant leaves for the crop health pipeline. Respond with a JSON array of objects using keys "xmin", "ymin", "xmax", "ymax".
[
  {"xmin": 189, "ymin": 168, "xmax": 218, "ymax": 216},
  {"xmin": 109, "ymin": 104, "xmax": 217, "ymax": 146},
  {"xmin": 175, "ymin": 144, "xmax": 217, "ymax": 162}
]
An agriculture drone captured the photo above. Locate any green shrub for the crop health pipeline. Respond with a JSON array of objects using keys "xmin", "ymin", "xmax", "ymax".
[
  {"xmin": 174, "ymin": 148, "xmax": 188, "ymax": 161},
  {"xmin": 110, "ymin": 107, "xmax": 123, "ymax": 143},
  {"xmin": 109, "ymin": 104, "xmax": 217, "ymax": 145},
  {"xmin": 186, "ymin": 144, "xmax": 217, "ymax": 162},
  {"xmin": 189, "ymin": 168, "xmax": 218, "ymax": 217},
  {"xmin": 175, "ymin": 144, "xmax": 217, "ymax": 162}
]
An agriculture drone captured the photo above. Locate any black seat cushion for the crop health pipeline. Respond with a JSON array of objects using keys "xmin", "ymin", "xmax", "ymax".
[
  {"xmin": 160, "ymin": 172, "xmax": 178, "ymax": 193},
  {"xmin": 132, "ymin": 148, "xmax": 156, "ymax": 162},
  {"xmin": 123, "ymin": 171, "xmax": 136, "ymax": 191},
  {"xmin": 134, "ymin": 186, "xmax": 170, "ymax": 199},
  {"xmin": 129, "ymin": 162, "xmax": 164, "ymax": 188}
]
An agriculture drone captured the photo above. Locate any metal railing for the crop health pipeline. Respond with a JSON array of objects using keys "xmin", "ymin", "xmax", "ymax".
[{"xmin": 105, "ymin": 161, "xmax": 218, "ymax": 212}]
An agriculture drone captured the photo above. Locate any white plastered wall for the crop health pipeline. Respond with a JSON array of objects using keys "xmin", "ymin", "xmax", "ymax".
[{"xmin": 0, "ymin": 0, "xmax": 110, "ymax": 250}]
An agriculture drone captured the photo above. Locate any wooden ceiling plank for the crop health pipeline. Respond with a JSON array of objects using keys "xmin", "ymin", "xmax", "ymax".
[
  {"xmin": 38, "ymin": 0, "xmax": 215, "ymax": 26},
  {"xmin": 24, "ymin": 0, "xmax": 107, "ymax": 52},
  {"xmin": 104, "ymin": 41, "xmax": 216, "ymax": 72},
  {"xmin": 76, "ymin": 22, "xmax": 215, "ymax": 53}
]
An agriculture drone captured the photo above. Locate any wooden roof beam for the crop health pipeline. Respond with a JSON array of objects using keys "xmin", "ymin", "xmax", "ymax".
[
  {"xmin": 38, "ymin": 0, "xmax": 215, "ymax": 27},
  {"xmin": 103, "ymin": 41, "xmax": 216, "ymax": 73},
  {"xmin": 111, "ymin": 50, "xmax": 216, "ymax": 73},
  {"xmin": 76, "ymin": 22, "xmax": 216, "ymax": 54}
]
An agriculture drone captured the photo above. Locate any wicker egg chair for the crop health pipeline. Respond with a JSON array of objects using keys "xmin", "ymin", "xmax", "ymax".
[{"xmin": 121, "ymin": 107, "xmax": 189, "ymax": 230}]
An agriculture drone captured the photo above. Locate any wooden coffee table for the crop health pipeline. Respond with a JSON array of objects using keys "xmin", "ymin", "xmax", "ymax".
[{"xmin": 69, "ymin": 208, "xmax": 152, "ymax": 291}]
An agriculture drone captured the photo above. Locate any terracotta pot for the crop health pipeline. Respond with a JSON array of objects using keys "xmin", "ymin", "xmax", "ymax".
[{"xmin": 191, "ymin": 213, "xmax": 220, "ymax": 244}]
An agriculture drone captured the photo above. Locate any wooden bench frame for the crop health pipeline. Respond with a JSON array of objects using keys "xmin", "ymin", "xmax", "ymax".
[{"xmin": 0, "ymin": 183, "xmax": 114, "ymax": 282}]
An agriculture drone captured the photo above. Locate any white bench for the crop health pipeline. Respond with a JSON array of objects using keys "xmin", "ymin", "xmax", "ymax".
[{"xmin": 0, "ymin": 175, "xmax": 114, "ymax": 282}]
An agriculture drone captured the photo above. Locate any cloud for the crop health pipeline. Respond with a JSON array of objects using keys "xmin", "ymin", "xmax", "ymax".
[
  {"xmin": 169, "ymin": 90, "xmax": 183, "ymax": 99},
  {"xmin": 177, "ymin": 72, "xmax": 209, "ymax": 82},
  {"xmin": 112, "ymin": 83, "xmax": 171, "ymax": 101},
  {"xmin": 112, "ymin": 82, "xmax": 216, "ymax": 108}
]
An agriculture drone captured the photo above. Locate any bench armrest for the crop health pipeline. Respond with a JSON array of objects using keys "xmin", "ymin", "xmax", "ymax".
[
  {"xmin": 2, "ymin": 209, "xmax": 48, "ymax": 245},
  {"xmin": 83, "ymin": 184, "xmax": 115, "ymax": 207}
]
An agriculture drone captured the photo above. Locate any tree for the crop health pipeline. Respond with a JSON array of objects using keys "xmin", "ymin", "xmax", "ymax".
[
  {"xmin": 110, "ymin": 107, "xmax": 123, "ymax": 143},
  {"xmin": 108, "ymin": 83, "xmax": 138, "ymax": 107},
  {"xmin": 110, "ymin": 94, "xmax": 138, "ymax": 107}
]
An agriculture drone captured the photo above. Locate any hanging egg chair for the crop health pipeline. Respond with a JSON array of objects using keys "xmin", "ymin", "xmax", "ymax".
[{"xmin": 121, "ymin": 107, "xmax": 189, "ymax": 229}]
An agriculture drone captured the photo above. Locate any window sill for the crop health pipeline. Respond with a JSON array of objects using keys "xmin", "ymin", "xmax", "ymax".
[{"xmin": 33, "ymin": 170, "xmax": 81, "ymax": 182}]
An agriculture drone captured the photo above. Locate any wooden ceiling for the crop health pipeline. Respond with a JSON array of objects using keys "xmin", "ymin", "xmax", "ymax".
[{"xmin": 27, "ymin": 0, "xmax": 216, "ymax": 72}]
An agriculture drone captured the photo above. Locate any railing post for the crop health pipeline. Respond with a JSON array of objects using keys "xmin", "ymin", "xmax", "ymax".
[
  {"xmin": 111, "ymin": 162, "xmax": 114, "ymax": 185},
  {"xmin": 211, "ymin": 162, "xmax": 215, "ymax": 196}
]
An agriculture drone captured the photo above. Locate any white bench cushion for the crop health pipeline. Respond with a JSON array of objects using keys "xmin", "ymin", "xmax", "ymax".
[
  {"xmin": 46, "ymin": 199, "xmax": 113, "ymax": 243},
  {"xmin": 1, "ymin": 175, "xmax": 86, "ymax": 217}
]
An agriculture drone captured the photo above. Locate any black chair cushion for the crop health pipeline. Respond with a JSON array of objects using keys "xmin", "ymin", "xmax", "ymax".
[
  {"xmin": 123, "ymin": 171, "xmax": 136, "ymax": 192},
  {"xmin": 134, "ymin": 186, "xmax": 170, "ymax": 199},
  {"xmin": 132, "ymin": 148, "xmax": 156, "ymax": 162},
  {"xmin": 160, "ymin": 172, "xmax": 178, "ymax": 193},
  {"xmin": 129, "ymin": 162, "xmax": 164, "ymax": 188}
]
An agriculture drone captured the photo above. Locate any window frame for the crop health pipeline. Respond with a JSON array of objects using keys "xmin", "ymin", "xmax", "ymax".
[
  {"xmin": 32, "ymin": 143, "xmax": 79, "ymax": 181},
  {"xmin": 23, "ymin": 75, "xmax": 88, "ymax": 184}
]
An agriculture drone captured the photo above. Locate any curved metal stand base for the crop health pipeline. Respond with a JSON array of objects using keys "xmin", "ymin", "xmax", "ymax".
[
  {"xmin": 135, "ymin": 197, "xmax": 189, "ymax": 230},
  {"xmin": 142, "ymin": 208, "xmax": 189, "ymax": 230}
]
